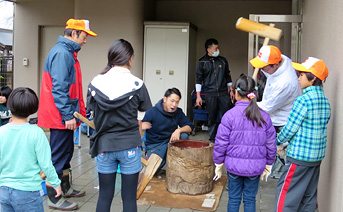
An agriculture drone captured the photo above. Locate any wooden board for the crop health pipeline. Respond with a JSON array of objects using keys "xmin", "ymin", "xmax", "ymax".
[
  {"xmin": 137, "ymin": 153, "xmax": 162, "ymax": 199},
  {"xmin": 73, "ymin": 112, "xmax": 95, "ymax": 129},
  {"xmin": 137, "ymin": 173, "xmax": 227, "ymax": 211}
]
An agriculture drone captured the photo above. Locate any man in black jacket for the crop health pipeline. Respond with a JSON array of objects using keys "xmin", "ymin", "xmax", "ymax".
[{"xmin": 195, "ymin": 38, "xmax": 234, "ymax": 142}]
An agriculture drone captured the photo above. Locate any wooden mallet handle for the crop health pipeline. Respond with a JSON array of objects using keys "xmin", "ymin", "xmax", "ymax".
[
  {"xmin": 252, "ymin": 23, "xmax": 275, "ymax": 82},
  {"xmin": 73, "ymin": 112, "xmax": 95, "ymax": 130}
]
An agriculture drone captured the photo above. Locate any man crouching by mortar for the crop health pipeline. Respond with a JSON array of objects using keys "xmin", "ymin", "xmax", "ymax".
[{"xmin": 142, "ymin": 88, "xmax": 194, "ymax": 172}]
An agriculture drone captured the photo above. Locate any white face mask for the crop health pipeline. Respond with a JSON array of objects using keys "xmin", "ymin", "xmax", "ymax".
[{"xmin": 212, "ymin": 50, "xmax": 220, "ymax": 57}]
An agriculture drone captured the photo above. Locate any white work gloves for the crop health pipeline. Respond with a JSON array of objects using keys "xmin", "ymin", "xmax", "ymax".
[
  {"xmin": 213, "ymin": 163, "xmax": 224, "ymax": 181},
  {"xmin": 260, "ymin": 165, "xmax": 272, "ymax": 182}
]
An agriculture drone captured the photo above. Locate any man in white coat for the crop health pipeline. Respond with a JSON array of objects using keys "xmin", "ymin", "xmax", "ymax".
[{"xmin": 250, "ymin": 45, "xmax": 302, "ymax": 178}]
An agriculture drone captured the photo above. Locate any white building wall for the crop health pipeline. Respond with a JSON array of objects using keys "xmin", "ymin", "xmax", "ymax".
[
  {"xmin": 301, "ymin": 1, "xmax": 343, "ymax": 211},
  {"xmin": 13, "ymin": 0, "xmax": 154, "ymax": 99},
  {"xmin": 13, "ymin": 0, "xmax": 74, "ymax": 93}
]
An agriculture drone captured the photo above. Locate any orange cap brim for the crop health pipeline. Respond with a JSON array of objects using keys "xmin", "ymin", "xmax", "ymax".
[
  {"xmin": 66, "ymin": 26, "xmax": 97, "ymax": 37},
  {"xmin": 250, "ymin": 56, "xmax": 269, "ymax": 68},
  {"xmin": 84, "ymin": 30, "xmax": 97, "ymax": 37},
  {"xmin": 292, "ymin": 62, "xmax": 309, "ymax": 72}
]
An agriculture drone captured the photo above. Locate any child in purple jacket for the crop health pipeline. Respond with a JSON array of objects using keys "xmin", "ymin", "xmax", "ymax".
[{"xmin": 213, "ymin": 74, "xmax": 277, "ymax": 212}]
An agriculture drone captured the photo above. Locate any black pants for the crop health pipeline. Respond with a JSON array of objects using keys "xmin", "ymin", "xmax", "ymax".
[
  {"xmin": 205, "ymin": 94, "xmax": 232, "ymax": 142},
  {"xmin": 96, "ymin": 173, "xmax": 139, "ymax": 212},
  {"xmin": 50, "ymin": 129, "xmax": 74, "ymax": 177}
]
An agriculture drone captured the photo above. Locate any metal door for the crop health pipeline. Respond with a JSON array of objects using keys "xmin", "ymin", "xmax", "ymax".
[
  {"xmin": 247, "ymin": 14, "xmax": 302, "ymax": 76},
  {"xmin": 143, "ymin": 25, "xmax": 189, "ymax": 111}
]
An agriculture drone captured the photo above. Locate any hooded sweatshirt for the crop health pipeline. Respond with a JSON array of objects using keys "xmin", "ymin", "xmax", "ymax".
[
  {"xmin": 142, "ymin": 99, "xmax": 194, "ymax": 147},
  {"xmin": 87, "ymin": 67, "xmax": 152, "ymax": 158}
]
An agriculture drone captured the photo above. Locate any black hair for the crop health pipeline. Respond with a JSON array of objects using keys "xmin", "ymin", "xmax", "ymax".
[
  {"xmin": 0, "ymin": 86, "xmax": 12, "ymax": 106},
  {"xmin": 7, "ymin": 87, "xmax": 39, "ymax": 118},
  {"xmin": 164, "ymin": 87, "xmax": 182, "ymax": 99},
  {"xmin": 101, "ymin": 39, "xmax": 134, "ymax": 74},
  {"xmin": 205, "ymin": 38, "xmax": 218, "ymax": 52},
  {"xmin": 64, "ymin": 29, "xmax": 82, "ymax": 37},
  {"xmin": 300, "ymin": 72, "xmax": 323, "ymax": 87},
  {"xmin": 234, "ymin": 74, "xmax": 266, "ymax": 127}
]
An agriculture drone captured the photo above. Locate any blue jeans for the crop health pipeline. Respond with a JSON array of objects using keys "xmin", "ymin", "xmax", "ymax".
[
  {"xmin": 146, "ymin": 132, "xmax": 189, "ymax": 170},
  {"xmin": 227, "ymin": 173, "xmax": 260, "ymax": 212},
  {"xmin": 95, "ymin": 146, "xmax": 142, "ymax": 175},
  {"xmin": 0, "ymin": 186, "xmax": 44, "ymax": 212}
]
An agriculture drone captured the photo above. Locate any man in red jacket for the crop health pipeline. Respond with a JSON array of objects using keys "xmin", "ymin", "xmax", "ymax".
[{"xmin": 38, "ymin": 18, "xmax": 97, "ymax": 210}]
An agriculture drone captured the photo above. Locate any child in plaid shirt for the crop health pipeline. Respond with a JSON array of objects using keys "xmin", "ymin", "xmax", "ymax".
[{"xmin": 274, "ymin": 57, "xmax": 331, "ymax": 212}]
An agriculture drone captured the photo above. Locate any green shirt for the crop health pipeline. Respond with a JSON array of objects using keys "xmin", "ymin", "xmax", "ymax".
[
  {"xmin": 0, "ymin": 123, "xmax": 60, "ymax": 191},
  {"xmin": 277, "ymin": 86, "xmax": 331, "ymax": 162}
]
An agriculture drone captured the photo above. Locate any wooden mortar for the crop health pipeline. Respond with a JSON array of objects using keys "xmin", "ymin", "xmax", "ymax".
[{"xmin": 166, "ymin": 139, "xmax": 214, "ymax": 195}]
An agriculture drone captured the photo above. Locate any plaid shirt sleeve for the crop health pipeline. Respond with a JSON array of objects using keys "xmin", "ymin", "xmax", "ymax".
[
  {"xmin": 277, "ymin": 97, "xmax": 307, "ymax": 144},
  {"xmin": 277, "ymin": 87, "xmax": 331, "ymax": 162}
]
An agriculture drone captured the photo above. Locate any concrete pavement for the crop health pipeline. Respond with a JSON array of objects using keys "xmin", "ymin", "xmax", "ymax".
[{"xmin": 41, "ymin": 130, "xmax": 278, "ymax": 212}]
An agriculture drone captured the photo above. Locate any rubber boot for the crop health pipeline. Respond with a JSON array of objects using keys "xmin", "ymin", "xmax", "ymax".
[
  {"xmin": 61, "ymin": 169, "xmax": 86, "ymax": 197},
  {"xmin": 46, "ymin": 181, "xmax": 78, "ymax": 210}
]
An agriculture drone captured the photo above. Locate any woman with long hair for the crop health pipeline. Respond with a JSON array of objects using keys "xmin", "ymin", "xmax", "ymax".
[{"xmin": 87, "ymin": 39, "xmax": 152, "ymax": 212}]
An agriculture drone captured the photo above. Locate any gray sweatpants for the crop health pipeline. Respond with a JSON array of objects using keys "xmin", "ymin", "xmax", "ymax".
[{"xmin": 274, "ymin": 157, "xmax": 321, "ymax": 212}]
